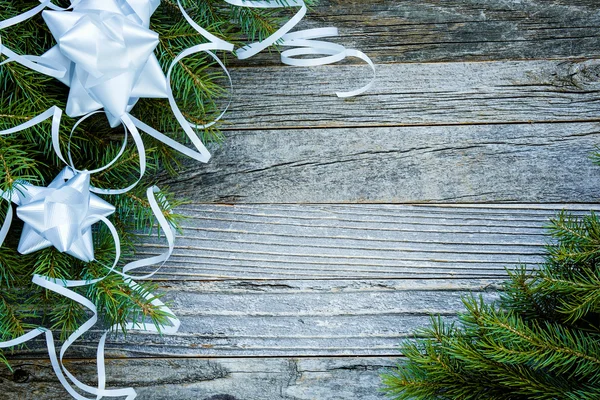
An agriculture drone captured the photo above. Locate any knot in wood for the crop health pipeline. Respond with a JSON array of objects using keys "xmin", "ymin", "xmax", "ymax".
[
  {"xmin": 12, "ymin": 369, "xmax": 30, "ymax": 384},
  {"xmin": 568, "ymin": 60, "xmax": 600, "ymax": 90}
]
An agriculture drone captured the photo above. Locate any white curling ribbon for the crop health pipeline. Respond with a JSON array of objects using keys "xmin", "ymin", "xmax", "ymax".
[
  {"xmin": 1, "ymin": 0, "xmax": 374, "ymax": 193},
  {"xmin": 221, "ymin": 0, "xmax": 375, "ymax": 97},
  {"xmin": 33, "ymin": 186, "xmax": 178, "ymax": 400},
  {"xmin": 0, "ymin": 181, "xmax": 178, "ymax": 399},
  {"xmin": 0, "ymin": 0, "xmax": 212, "ymax": 195},
  {"xmin": 0, "ymin": 1, "xmax": 72, "ymax": 79}
]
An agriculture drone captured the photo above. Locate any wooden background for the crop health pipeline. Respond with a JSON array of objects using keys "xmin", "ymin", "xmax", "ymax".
[{"xmin": 3, "ymin": 0, "xmax": 600, "ymax": 398}]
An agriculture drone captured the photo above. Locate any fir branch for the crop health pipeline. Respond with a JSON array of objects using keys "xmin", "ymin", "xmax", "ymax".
[
  {"xmin": 383, "ymin": 208, "xmax": 600, "ymax": 399},
  {"xmin": 547, "ymin": 211, "xmax": 600, "ymax": 266},
  {"xmin": 501, "ymin": 265, "xmax": 554, "ymax": 321},
  {"xmin": 0, "ymin": 0, "xmax": 315, "ymax": 366}
]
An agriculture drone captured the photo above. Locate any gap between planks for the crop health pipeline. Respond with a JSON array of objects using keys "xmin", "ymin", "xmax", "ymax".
[{"xmin": 219, "ymin": 118, "xmax": 600, "ymax": 132}]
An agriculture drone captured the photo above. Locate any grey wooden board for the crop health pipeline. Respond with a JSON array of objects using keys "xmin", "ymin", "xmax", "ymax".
[
  {"xmin": 1, "ymin": 357, "xmax": 395, "ymax": 400},
  {"xmin": 127, "ymin": 204, "xmax": 598, "ymax": 280},
  {"xmin": 8, "ymin": 205, "xmax": 590, "ymax": 360},
  {"xmin": 221, "ymin": 59, "xmax": 600, "ymax": 130},
  {"xmin": 14, "ymin": 204, "xmax": 589, "ymax": 360},
  {"xmin": 6, "ymin": 1, "xmax": 600, "ymax": 398},
  {"xmin": 11, "ymin": 279, "xmax": 500, "ymax": 359},
  {"xmin": 235, "ymin": 0, "xmax": 600, "ymax": 65},
  {"xmin": 164, "ymin": 122, "xmax": 600, "ymax": 203}
]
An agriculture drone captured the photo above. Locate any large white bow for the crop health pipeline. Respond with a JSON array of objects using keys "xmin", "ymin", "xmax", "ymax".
[
  {"xmin": 0, "ymin": 1, "xmax": 375, "ymax": 398},
  {"xmin": 41, "ymin": 0, "xmax": 167, "ymax": 127}
]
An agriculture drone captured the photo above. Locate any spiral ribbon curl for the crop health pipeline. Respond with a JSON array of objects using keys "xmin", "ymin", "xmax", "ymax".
[
  {"xmin": 0, "ymin": 0, "xmax": 375, "ymax": 398},
  {"xmin": 0, "ymin": 168, "xmax": 178, "ymax": 399},
  {"xmin": 0, "ymin": 0, "xmax": 375, "ymax": 193}
]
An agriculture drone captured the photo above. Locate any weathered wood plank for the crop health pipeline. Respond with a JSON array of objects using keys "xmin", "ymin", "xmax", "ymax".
[
  {"xmin": 1, "ymin": 357, "xmax": 395, "ymax": 400},
  {"xmin": 9, "ymin": 279, "xmax": 500, "ymax": 359},
  {"xmin": 6, "ymin": 1, "xmax": 600, "ymax": 398},
  {"xmin": 236, "ymin": 0, "xmax": 600, "ymax": 65},
  {"xmin": 131, "ymin": 204, "xmax": 600, "ymax": 280},
  {"xmin": 222, "ymin": 60, "xmax": 600, "ymax": 130},
  {"xmin": 163, "ymin": 123, "xmax": 600, "ymax": 203}
]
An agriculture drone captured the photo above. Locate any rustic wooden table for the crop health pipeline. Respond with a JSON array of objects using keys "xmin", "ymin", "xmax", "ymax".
[{"xmin": 4, "ymin": 1, "xmax": 600, "ymax": 398}]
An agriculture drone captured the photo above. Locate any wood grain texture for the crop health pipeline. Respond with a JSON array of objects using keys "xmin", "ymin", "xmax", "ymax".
[
  {"xmin": 133, "ymin": 204, "xmax": 598, "ymax": 280},
  {"xmin": 10, "ymin": 279, "xmax": 500, "ymax": 359},
  {"xmin": 7, "ymin": 1, "xmax": 600, "ymax": 398},
  {"xmin": 164, "ymin": 123, "xmax": 600, "ymax": 203},
  {"xmin": 236, "ymin": 0, "xmax": 600, "ymax": 65},
  {"xmin": 221, "ymin": 60, "xmax": 600, "ymax": 130},
  {"xmin": 1, "ymin": 357, "xmax": 395, "ymax": 400}
]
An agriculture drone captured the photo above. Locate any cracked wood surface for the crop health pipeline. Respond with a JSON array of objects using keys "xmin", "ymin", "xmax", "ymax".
[
  {"xmin": 8, "ymin": 279, "xmax": 501, "ymax": 360},
  {"xmin": 5, "ymin": 1, "xmax": 600, "ymax": 399},
  {"xmin": 221, "ymin": 60, "xmax": 600, "ymax": 130},
  {"xmin": 163, "ymin": 123, "xmax": 600, "ymax": 203},
  {"xmin": 1, "ymin": 357, "xmax": 395, "ymax": 400}
]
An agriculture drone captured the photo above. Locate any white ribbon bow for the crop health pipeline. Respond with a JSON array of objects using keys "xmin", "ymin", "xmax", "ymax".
[
  {"xmin": 15, "ymin": 169, "xmax": 115, "ymax": 262},
  {"xmin": 0, "ymin": 1, "xmax": 376, "ymax": 398},
  {"xmin": 41, "ymin": 0, "xmax": 166, "ymax": 127},
  {"xmin": 0, "ymin": 168, "xmax": 179, "ymax": 399}
]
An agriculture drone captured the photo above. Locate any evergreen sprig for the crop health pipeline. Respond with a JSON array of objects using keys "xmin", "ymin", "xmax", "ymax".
[
  {"xmin": 382, "ymin": 205, "xmax": 600, "ymax": 399},
  {"xmin": 0, "ymin": 0, "xmax": 306, "ymax": 366}
]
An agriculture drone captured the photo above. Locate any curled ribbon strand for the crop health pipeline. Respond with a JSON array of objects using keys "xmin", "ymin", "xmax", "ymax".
[
  {"xmin": 1, "ymin": 0, "xmax": 375, "ymax": 193},
  {"xmin": 222, "ymin": 0, "xmax": 376, "ymax": 97},
  {"xmin": 0, "ymin": 1, "xmax": 73, "ymax": 78},
  {"xmin": 0, "ymin": 179, "xmax": 178, "ymax": 399},
  {"xmin": 0, "ymin": 1, "xmax": 375, "ymax": 398}
]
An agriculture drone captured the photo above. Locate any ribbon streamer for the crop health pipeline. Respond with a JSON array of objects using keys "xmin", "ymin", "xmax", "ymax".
[
  {"xmin": 221, "ymin": 0, "xmax": 375, "ymax": 97},
  {"xmin": 0, "ymin": 1, "xmax": 375, "ymax": 398},
  {"xmin": 0, "ymin": 178, "xmax": 177, "ymax": 399},
  {"xmin": 1, "ymin": 0, "xmax": 375, "ymax": 192}
]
